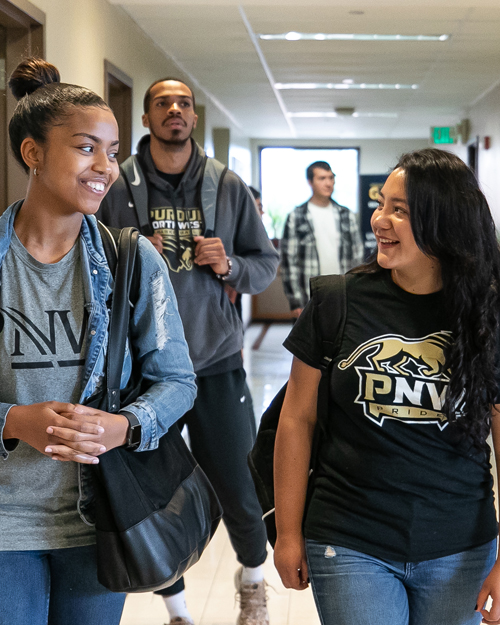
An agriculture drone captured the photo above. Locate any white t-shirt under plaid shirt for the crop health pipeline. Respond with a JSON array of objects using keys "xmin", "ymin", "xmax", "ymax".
[{"xmin": 307, "ymin": 200, "xmax": 341, "ymax": 275}]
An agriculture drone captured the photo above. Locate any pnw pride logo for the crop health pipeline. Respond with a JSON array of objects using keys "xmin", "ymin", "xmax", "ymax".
[{"xmin": 339, "ymin": 331, "xmax": 452, "ymax": 429}]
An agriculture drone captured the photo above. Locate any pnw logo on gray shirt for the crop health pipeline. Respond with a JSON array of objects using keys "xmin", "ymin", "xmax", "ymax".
[
  {"xmin": 0, "ymin": 306, "xmax": 88, "ymax": 370},
  {"xmin": 0, "ymin": 232, "xmax": 87, "ymax": 407}
]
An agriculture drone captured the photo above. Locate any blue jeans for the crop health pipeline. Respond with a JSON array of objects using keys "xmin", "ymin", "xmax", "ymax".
[
  {"xmin": 305, "ymin": 539, "xmax": 497, "ymax": 625},
  {"xmin": 0, "ymin": 545, "xmax": 125, "ymax": 625}
]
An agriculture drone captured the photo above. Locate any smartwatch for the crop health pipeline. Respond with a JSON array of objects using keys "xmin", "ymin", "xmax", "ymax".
[{"xmin": 121, "ymin": 411, "xmax": 142, "ymax": 450}]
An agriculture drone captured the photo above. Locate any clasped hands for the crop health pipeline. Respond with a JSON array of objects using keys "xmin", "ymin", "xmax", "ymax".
[{"xmin": 5, "ymin": 402, "xmax": 129, "ymax": 465}]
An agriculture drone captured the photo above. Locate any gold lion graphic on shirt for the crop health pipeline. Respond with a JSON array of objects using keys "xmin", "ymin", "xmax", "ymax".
[
  {"xmin": 339, "ymin": 332, "xmax": 451, "ymax": 377},
  {"xmin": 339, "ymin": 331, "xmax": 453, "ymax": 429}
]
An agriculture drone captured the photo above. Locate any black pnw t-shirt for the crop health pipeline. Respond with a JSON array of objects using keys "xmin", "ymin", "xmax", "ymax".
[{"xmin": 284, "ymin": 270, "xmax": 498, "ymax": 562}]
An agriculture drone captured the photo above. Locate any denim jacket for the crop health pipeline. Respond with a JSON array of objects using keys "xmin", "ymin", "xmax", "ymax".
[{"xmin": 0, "ymin": 201, "xmax": 197, "ymax": 524}]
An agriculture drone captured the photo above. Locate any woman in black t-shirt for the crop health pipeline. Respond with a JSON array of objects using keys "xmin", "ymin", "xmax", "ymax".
[{"xmin": 274, "ymin": 149, "xmax": 500, "ymax": 625}]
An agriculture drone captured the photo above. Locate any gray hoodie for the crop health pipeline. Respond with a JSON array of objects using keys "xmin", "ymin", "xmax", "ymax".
[{"xmin": 98, "ymin": 137, "xmax": 279, "ymax": 373}]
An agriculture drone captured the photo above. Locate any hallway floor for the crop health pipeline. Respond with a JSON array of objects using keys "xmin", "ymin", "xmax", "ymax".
[{"xmin": 120, "ymin": 322, "xmax": 321, "ymax": 625}]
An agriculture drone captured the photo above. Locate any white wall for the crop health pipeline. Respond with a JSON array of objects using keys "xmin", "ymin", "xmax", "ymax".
[
  {"xmin": 10, "ymin": 1, "xmax": 466, "ymax": 206},
  {"xmin": 250, "ymin": 137, "xmax": 430, "ymax": 191},
  {"xmin": 446, "ymin": 82, "xmax": 500, "ymax": 227},
  {"xmin": 11, "ymin": 0, "xmax": 244, "ymax": 156}
]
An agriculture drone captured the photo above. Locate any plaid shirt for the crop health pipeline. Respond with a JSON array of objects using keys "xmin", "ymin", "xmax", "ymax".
[{"xmin": 280, "ymin": 200, "xmax": 364, "ymax": 310}]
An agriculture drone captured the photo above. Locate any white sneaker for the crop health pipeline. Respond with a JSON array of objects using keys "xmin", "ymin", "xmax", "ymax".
[{"xmin": 234, "ymin": 566, "xmax": 270, "ymax": 625}]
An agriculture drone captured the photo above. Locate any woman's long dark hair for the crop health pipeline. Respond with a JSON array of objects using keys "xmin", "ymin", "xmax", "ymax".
[{"xmin": 359, "ymin": 148, "xmax": 500, "ymax": 451}]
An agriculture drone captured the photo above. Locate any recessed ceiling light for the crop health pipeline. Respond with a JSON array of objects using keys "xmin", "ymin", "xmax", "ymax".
[
  {"xmin": 259, "ymin": 33, "xmax": 449, "ymax": 42},
  {"xmin": 288, "ymin": 112, "xmax": 339, "ymax": 118},
  {"xmin": 352, "ymin": 112, "xmax": 398, "ymax": 118},
  {"xmin": 275, "ymin": 82, "xmax": 419, "ymax": 90},
  {"xmin": 287, "ymin": 111, "xmax": 398, "ymax": 119},
  {"xmin": 335, "ymin": 107, "xmax": 356, "ymax": 116},
  {"xmin": 342, "ymin": 79, "xmax": 354, "ymax": 84}
]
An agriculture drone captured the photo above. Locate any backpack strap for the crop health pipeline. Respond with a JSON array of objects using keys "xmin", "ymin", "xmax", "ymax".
[
  {"xmin": 200, "ymin": 156, "xmax": 227, "ymax": 236},
  {"xmin": 308, "ymin": 274, "xmax": 349, "ymax": 467},
  {"xmin": 120, "ymin": 155, "xmax": 151, "ymax": 234},
  {"xmin": 310, "ymin": 274, "xmax": 349, "ymax": 370}
]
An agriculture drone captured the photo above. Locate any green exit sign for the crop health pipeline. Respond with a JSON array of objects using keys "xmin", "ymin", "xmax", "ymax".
[{"xmin": 432, "ymin": 126, "xmax": 456, "ymax": 144}]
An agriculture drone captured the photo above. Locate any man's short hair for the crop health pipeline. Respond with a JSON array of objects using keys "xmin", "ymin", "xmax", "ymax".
[
  {"xmin": 306, "ymin": 161, "xmax": 334, "ymax": 182},
  {"xmin": 143, "ymin": 77, "xmax": 196, "ymax": 113}
]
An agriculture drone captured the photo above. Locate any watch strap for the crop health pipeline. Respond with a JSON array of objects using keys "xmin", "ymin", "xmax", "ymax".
[{"xmin": 121, "ymin": 410, "xmax": 141, "ymax": 449}]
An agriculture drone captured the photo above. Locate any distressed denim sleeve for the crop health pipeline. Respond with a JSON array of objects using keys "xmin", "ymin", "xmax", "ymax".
[
  {"xmin": 119, "ymin": 236, "xmax": 196, "ymax": 451},
  {"xmin": 0, "ymin": 403, "xmax": 19, "ymax": 459}
]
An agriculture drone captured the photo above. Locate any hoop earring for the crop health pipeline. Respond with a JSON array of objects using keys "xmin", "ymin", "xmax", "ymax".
[{"xmin": 33, "ymin": 168, "xmax": 38, "ymax": 176}]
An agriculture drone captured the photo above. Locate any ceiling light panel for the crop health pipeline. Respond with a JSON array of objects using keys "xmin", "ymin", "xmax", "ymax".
[
  {"xmin": 260, "ymin": 33, "xmax": 450, "ymax": 42},
  {"xmin": 276, "ymin": 83, "xmax": 418, "ymax": 90},
  {"xmin": 287, "ymin": 112, "xmax": 398, "ymax": 118}
]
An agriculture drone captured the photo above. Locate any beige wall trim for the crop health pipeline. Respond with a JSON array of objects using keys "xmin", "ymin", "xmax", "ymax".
[
  {"xmin": 104, "ymin": 59, "xmax": 133, "ymax": 92},
  {"xmin": 0, "ymin": 0, "xmax": 44, "ymax": 27},
  {"xmin": 191, "ymin": 104, "xmax": 205, "ymax": 150},
  {"xmin": 213, "ymin": 127, "xmax": 230, "ymax": 167}
]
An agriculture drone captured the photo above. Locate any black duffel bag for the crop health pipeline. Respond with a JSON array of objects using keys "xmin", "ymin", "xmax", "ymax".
[{"xmin": 87, "ymin": 224, "xmax": 222, "ymax": 593}]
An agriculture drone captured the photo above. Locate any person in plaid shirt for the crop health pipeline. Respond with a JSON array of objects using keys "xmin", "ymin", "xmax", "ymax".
[{"xmin": 281, "ymin": 161, "xmax": 364, "ymax": 318}]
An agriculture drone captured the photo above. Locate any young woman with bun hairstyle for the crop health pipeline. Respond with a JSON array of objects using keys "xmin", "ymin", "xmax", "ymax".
[
  {"xmin": 0, "ymin": 58, "xmax": 196, "ymax": 624},
  {"xmin": 274, "ymin": 148, "xmax": 500, "ymax": 625}
]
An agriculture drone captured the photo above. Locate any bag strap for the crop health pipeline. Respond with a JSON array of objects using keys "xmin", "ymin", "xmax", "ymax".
[
  {"xmin": 310, "ymin": 274, "xmax": 349, "ymax": 371},
  {"xmin": 97, "ymin": 222, "xmax": 120, "ymax": 275},
  {"xmin": 200, "ymin": 156, "xmax": 227, "ymax": 235},
  {"xmin": 120, "ymin": 155, "xmax": 151, "ymax": 234},
  {"xmin": 97, "ymin": 222, "xmax": 140, "ymax": 412},
  {"xmin": 307, "ymin": 274, "xmax": 349, "ymax": 480}
]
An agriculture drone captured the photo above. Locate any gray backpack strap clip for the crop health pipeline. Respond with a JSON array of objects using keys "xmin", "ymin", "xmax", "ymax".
[
  {"xmin": 201, "ymin": 157, "xmax": 227, "ymax": 235},
  {"xmin": 120, "ymin": 155, "xmax": 150, "ymax": 233}
]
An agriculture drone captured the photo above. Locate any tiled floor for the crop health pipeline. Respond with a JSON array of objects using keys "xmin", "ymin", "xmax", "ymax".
[{"xmin": 120, "ymin": 322, "xmax": 321, "ymax": 625}]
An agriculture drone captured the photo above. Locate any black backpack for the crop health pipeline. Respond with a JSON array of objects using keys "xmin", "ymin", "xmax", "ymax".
[{"xmin": 247, "ymin": 273, "xmax": 349, "ymax": 547}]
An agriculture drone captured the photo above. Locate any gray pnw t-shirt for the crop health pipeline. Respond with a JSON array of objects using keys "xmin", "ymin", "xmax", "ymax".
[{"xmin": 0, "ymin": 232, "xmax": 95, "ymax": 550}]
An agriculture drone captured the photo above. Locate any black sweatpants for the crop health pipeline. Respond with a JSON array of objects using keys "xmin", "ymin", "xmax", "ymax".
[{"xmin": 156, "ymin": 367, "xmax": 268, "ymax": 597}]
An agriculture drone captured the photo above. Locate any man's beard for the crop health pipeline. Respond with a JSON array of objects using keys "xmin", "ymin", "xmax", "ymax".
[{"xmin": 151, "ymin": 124, "xmax": 193, "ymax": 148}]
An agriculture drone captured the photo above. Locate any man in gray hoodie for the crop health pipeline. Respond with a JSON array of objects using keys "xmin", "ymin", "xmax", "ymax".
[{"xmin": 98, "ymin": 78, "xmax": 278, "ymax": 625}]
